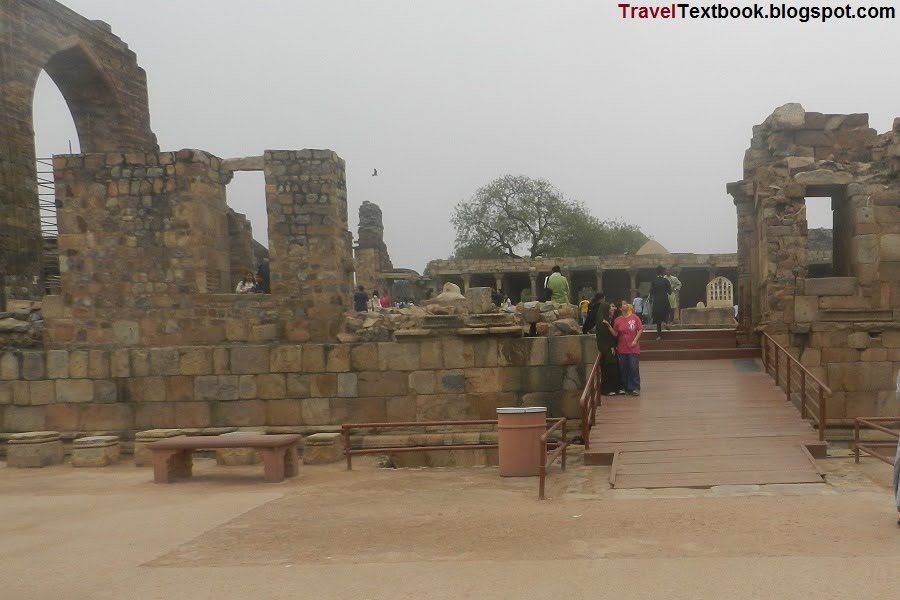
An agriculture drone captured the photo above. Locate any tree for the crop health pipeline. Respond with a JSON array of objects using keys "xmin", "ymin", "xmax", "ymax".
[{"xmin": 451, "ymin": 175, "xmax": 648, "ymax": 258}]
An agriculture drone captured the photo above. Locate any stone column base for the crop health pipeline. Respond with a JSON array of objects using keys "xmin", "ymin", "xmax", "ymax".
[
  {"xmin": 72, "ymin": 436, "xmax": 121, "ymax": 467},
  {"xmin": 303, "ymin": 432, "xmax": 344, "ymax": 465},
  {"xmin": 134, "ymin": 429, "xmax": 184, "ymax": 466},
  {"xmin": 7, "ymin": 431, "xmax": 65, "ymax": 468}
]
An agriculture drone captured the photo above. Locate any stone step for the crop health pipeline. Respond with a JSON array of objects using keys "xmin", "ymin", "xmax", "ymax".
[
  {"xmin": 641, "ymin": 347, "xmax": 761, "ymax": 362},
  {"xmin": 640, "ymin": 338, "xmax": 737, "ymax": 351}
]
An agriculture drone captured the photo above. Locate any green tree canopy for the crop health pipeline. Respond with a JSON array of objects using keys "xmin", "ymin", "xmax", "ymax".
[{"xmin": 451, "ymin": 175, "xmax": 648, "ymax": 259}]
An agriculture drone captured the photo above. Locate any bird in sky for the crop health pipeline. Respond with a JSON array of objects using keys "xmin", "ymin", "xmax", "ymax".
[{"xmin": 372, "ymin": 168, "xmax": 378, "ymax": 176}]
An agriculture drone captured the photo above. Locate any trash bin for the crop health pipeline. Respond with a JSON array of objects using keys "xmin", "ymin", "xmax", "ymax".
[{"xmin": 496, "ymin": 406, "xmax": 547, "ymax": 477}]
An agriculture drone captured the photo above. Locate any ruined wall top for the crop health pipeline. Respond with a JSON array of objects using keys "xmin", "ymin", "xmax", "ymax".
[{"xmin": 357, "ymin": 201, "xmax": 386, "ymax": 248}]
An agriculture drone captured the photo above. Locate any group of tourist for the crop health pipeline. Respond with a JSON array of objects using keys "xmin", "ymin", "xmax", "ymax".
[
  {"xmin": 352, "ymin": 286, "xmax": 417, "ymax": 311},
  {"xmin": 582, "ymin": 266, "xmax": 675, "ymax": 397},
  {"xmin": 234, "ymin": 260, "xmax": 271, "ymax": 294}
]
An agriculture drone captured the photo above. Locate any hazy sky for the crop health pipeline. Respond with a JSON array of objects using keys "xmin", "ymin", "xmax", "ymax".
[{"xmin": 34, "ymin": 1, "xmax": 900, "ymax": 273}]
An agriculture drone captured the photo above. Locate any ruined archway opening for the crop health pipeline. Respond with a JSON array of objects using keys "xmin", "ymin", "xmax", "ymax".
[
  {"xmin": 33, "ymin": 70, "xmax": 80, "ymax": 295},
  {"xmin": 804, "ymin": 185, "xmax": 850, "ymax": 278}
]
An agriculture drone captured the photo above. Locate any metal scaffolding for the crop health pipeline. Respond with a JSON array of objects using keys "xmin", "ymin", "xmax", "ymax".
[{"xmin": 36, "ymin": 157, "xmax": 61, "ymax": 295}]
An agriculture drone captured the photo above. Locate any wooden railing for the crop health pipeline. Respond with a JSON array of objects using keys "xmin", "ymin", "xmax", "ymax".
[
  {"xmin": 854, "ymin": 417, "xmax": 899, "ymax": 465},
  {"xmin": 579, "ymin": 354, "xmax": 602, "ymax": 449},
  {"xmin": 538, "ymin": 417, "xmax": 568, "ymax": 500},
  {"xmin": 760, "ymin": 332, "xmax": 830, "ymax": 441}
]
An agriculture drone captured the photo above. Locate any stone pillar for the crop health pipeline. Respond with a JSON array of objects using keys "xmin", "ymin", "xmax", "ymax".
[
  {"xmin": 708, "ymin": 265, "xmax": 718, "ymax": 282},
  {"xmin": 628, "ymin": 269, "xmax": 638, "ymax": 300},
  {"xmin": 562, "ymin": 269, "xmax": 573, "ymax": 304},
  {"xmin": 494, "ymin": 274, "xmax": 503, "ymax": 293},
  {"xmin": 461, "ymin": 274, "xmax": 471, "ymax": 292},
  {"xmin": 529, "ymin": 269, "xmax": 538, "ymax": 300},
  {"xmin": 595, "ymin": 269, "xmax": 604, "ymax": 295},
  {"xmin": 265, "ymin": 149, "xmax": 353, "ymax": 341}
]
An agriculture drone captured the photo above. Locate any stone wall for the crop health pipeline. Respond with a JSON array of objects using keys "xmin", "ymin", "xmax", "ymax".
[
  {"xmin": 0, "ymin": 0, "xmax": 157, "ymax": 299},
  {"xmin": 354, "ymin": 201, "xmax": 393, "ymax": 294},
  {"xmin": 265, "ymin": 150, "xmax": 354, "ymax": 341},
  {"xmin": 226, "ymin": 209, "xmax": 258, "ymax": 290},
  {"xmin": 0, "ymin": 336, "xmax": 597, "ymax": 438},
  {"xmin": 728, "ymin": 103, "xmax": 900, "ymax": 419}
]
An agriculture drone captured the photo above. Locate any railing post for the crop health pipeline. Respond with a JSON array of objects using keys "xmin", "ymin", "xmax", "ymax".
[
  {"xmin": 561, "ymin": 419, "xmax": 568, "ymax": 472},
  {"xmin": 344, "ymin": 427, "xmax": 352, "ymax": 470},
  {"xmin": 786, "ymin": 357, "xmax": 792, "ymax": 403},
  {"xmin": 538, "ymin": 436, "xmax": 547, "ymax": 500},
  {"xmin": 774, "ymin": 346, "xmax": 780, "ymax": 389},
  {"xmin": 854, "ymin": 419, "xmax": 860, "ymax": 464},
  {"xmin": 817, "ymin": 386, "xmax": 826, "ymax": 442},
  {"xmin": 800, "ymin": 371, "xmax": 807, "ymax": 419}
]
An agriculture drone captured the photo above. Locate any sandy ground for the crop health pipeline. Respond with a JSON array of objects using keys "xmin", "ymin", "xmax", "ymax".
[{"xmin": 0, "ymin": 450, "xmax": 897, "ymax": 600}]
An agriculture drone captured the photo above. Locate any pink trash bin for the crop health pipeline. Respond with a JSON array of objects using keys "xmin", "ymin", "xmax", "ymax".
[{"xmin": 497, "ymin": 406, "xmax": 547, "ymax": 477}]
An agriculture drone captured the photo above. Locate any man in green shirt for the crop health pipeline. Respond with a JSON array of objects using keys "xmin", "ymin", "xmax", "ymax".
[{"xmin": 544, "ymin": 266, "xmax": 570, "ymax": 304}]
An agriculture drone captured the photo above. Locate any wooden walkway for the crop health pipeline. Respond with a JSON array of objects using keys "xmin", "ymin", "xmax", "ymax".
[{"xmin": 584, "ymin": 359, "xmax": 825, "ymax": 489}]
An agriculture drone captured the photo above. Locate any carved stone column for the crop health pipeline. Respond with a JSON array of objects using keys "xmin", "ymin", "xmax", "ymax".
[
  {"xmin": 595, "ymin": 269, "xmax": 604, "ymax": 296},
  {"xmin": 529, "ymin": 268, "xmax": 538, "ymax": 300},
  {"xmin": 628, "ymin": 268, "xmax": 638, "ymax": 300},
  {"xmin": 461, "ymin": 273, "xmax": 471, "ymax": 292}
]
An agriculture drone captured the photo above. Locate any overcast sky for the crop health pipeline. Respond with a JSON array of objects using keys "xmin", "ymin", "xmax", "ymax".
[{"xmin": 34, "ymin": 1, "xmax": 899, "ymax": 273}]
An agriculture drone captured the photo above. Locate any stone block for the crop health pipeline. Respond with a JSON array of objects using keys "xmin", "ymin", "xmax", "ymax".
[
  {"xmin": 134, "ymin": 429, "xmax": 184, "ymax": 466},
  {"xmin": 852, "ymin": 235, "xmax": 878, "ymax": 264},
  {"xmin": 110, "ymin": 349, "xmax": 130, "ymax": 378},
  {"xmin": 793, "ymin": 296, "xmax": 818, "ymax": 322},
  {"xmin": 266, "ymin": 399, "xmax": 302, "ymax": 426},
  {"xmin": 386, "ymin": 396, "xmax": 417, "ymax": 422},
  {"xmin": 257, "ymin": 374, "xmax": 287, "ymax": 399},
  {"xmin": 126, "ymin": 377, "xmax": 166, "ymax": 403},
  {"xmin": 21, "ymin": 352, "xmax": 46, "ymax": 380},
  {"xmin": 4, "ymin": 406, "xmax": 47, "ymax": 432},
  {"xmin": 357, "ymin": 371, "xmax": 407, "ymax": 397},
  {"xmin": 24, "ymin": 380, "xmax": 53, "ymax": 406},
  {"xmin": 408, "ymin": 371, "xmax": 436, "ymax": 395},
  {"xmin": 472, "ymin": 338, "xmax": 499, "ymax": 367},
  {"xmin": 336, "ymin": 373, "xmax": 358, "ymax": 398},
  {"xmin": 309, "ymin": 373, "xmax": 338, "ymax": 397},
  {"xmin": 847, "ymin": 332, "xmax": 870, "ymax": 350},
  {"xmin": 301, "ymin": 398, "xmax": 331, "ymax": 425},
  {"xmin": 303, "ymin": 432, "xmax": 343, "ymax": 465},
  {"xmin": 0, "ymin": 353, "xmax": 19, "ymax": 380},
  {"xmin": 417, "ymin": 341, "xmax": 443, "ymax": 370},
  {"xmin": 80, "ymin": 403, "xmax": 133, "ymax": 430},
  {"xmin": 216, "ymin": 431, "xmax": 262, "ymax": 466},
  {"xmin": 442, "ymin": 339, "xmax": 475, "ymax": 369},
  {"xmin": 72, "ymin": 436, "xmax": 120, "ymax": 467},
  {"xmin": 270, "ymin": 345, "xmax": 302, "ymax": 372},
  {"xmin": 165, "ymin": 376, "xmax": 193, "ymax": 403},
  {"xmin": 230, "ymin": 346, "xmax": 270, "ymax": 374},
  {"xmin": 45, "ymin": 404, "xmax": 80, "ymax": 432},
  {"xmin": 302, "ymin": 345, "xmax": 326, "ymax": 372},
  {"xmin": 325, "ymin": 345, "xmax": 351, "ymax": 372},
  {"xmin": 175, "ymin": 402, "xmax": 211, "ymax": 428},
  {"xmin": 286, "ymin": 374, "xmax": 310, "ymax": 398},
  {"xmin": 826, "ymin": 361, "xmax": 892, "ymax": 392},
  {"xmin": 349, "ymin": 343, "xmax": 379, "ymax": 371},
  {"xmin": 378, "ymin": 342, "xmax": 420, "ymax": 371},
  {"xmin": 55, "ymin": 379, "xmax": 94, "ymax": 404},
  {"xmin": 548, "ymin": 336, "xmax": 582, "ymax": 366},
  {"xmin": 680, "ymin": 307, "xmax": 735, "ymax": 326},
  {"xmin": 179, "ymin": 347, "xmax": 213, "ymax": 375},
  {"xmin": 194, "ymin": 376, "xmax": 239, "ymax": 401},
  {"xmin": 415, "ymin": 394, "xmax": 477, "ymax": 421},
  {"xmin": 212, "ymin": 400, "xmax": 266, "ymax": 427},
  {"xmin": 7, "ymin": 432, "xmax": 64, "ymax": 468},
  {"xmin": 239, "ymin": 375, "xmax": 258, "ymax": 399},
  {"xmin": 880, "ymin": 234, "xmax": 900, "ymax": 261},
  {"xmin": 436, "ymin": 370, "xmax": 466, "ymax": 393},
  {"xmin": 465, "ymin": 368, "xmax": 503, "ymax": 393},
  {"xmin": 149, "ymin": 348, "xmax": 180, "ymax": 376},
  {"xmin": 803, "ymin": 277, "xmax": 857, "ymax": 296},
  {"xmin": 46, "ymin": 350, "xmax": 69, "ymax": 379},
  {"xmin": 130, "ymin": 349, "xmax": 150, "ymax": 376}
]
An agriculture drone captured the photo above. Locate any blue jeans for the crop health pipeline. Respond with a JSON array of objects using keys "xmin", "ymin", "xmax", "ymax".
[{"xmin": 617, "ymin": 353, "xmax": 641, "ymax": 392}]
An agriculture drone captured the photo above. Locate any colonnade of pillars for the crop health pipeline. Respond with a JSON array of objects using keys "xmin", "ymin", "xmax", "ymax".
[{"xmin": 433, "ymin": 266, "xmax": 726, "ymax": 304}]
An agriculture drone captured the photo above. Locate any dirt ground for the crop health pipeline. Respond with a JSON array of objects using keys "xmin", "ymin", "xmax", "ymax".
[{"xmin": 0, "ymin": 450, "xmax": 897, "ymax": 600}]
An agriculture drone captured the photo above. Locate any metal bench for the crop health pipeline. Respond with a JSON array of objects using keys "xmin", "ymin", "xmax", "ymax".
[{"xmin": 147, "ymin": 434, "xmax": 300, "ymax": 483}]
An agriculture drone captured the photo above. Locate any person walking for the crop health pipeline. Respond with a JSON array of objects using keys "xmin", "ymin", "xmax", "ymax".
[
  {"xmin": 649, "ymin": 266, "xmax": 672, "ymax": 340},
  {"xmin": 544, "ymin": 266, "xmax": 570, "ymax": 304},
  {"xmin": 608, "ymin": 301, "xmax": 643, "ymax": 396},
  {"xmin": 352, "ymin": 285, "xmax": 368, "ymax": 312},
  {"xmin": 596, "ymin": 300, "xmax": 622, "ymax": 395}
]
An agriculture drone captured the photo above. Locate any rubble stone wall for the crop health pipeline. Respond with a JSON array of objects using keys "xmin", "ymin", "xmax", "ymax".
[
  {"xmin": 265, "ymin": 150, "xmax": 354, "ymax": 341},
  {"xmin": 0, "ymin": 0, "xmax": 157, "ymax": 299},
  {"xmin": 728, "ymin": 104, "xmax": 900, "ymax": 420},
  {"xmin": 354, "ymin": 201, "xmax": 393, "ymax": 294},
  {"xmin": 0, "ymin": 336, "xmax": 597, "ymax": 438}
]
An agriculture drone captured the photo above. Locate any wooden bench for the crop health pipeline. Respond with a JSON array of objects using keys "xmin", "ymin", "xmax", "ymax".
[{"xmin": 147, "ymin": 434, "xmax": 300, "ymax": 483}]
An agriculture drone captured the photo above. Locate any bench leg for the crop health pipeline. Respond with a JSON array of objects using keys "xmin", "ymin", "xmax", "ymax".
[
  {"xmin": 152, "ymin": 449, "xmax": 193, "ymax": 483},
  {"xmin": 284, "ymin": 444, "xmax": 299, "ymax": 478},
  {"xmin": 259, "ymin": 448, "xmax": 286, "ymax": 483}
]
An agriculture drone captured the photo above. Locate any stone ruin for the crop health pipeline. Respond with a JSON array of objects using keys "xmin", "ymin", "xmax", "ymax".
[
  {"xmin": 728, "ymin": 103, "xmax": 900, "ymax": 421},
  {"xmin": 0, "ymin": 1, "xmax": 598, "ymax": 447}
]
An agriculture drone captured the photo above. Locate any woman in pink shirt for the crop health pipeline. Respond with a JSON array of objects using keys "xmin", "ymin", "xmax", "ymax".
[{"xmin": 611, "ymin": 301, "xmax": 643, "ymax": 396}]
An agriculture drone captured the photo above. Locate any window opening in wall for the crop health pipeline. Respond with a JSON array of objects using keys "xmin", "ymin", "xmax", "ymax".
[
  {"xmin": 225, "ymin": 170, "xmax": 270, "ymax": 293},
  {"xmin": 33, "ymin": 70, "xmax": 79, "ymax": 295},
  {"xmin": 804, "ymin": 185, "xmax": 850, "ymax": 278}
]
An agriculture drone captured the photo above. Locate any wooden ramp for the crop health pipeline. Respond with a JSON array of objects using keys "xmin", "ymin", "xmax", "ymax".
[{"xmin": 585, "ymin": 359, "xmax": 825, "ymax": 489}]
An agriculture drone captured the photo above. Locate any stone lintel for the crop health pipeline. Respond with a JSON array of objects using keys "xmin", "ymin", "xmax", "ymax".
[{"xmin": 803, "ymin": 277, "xmax": 857, "ymax": 296}]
